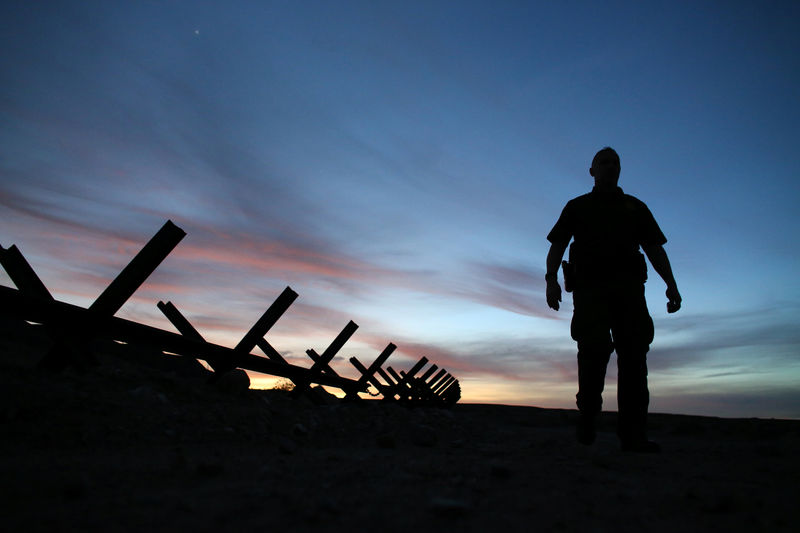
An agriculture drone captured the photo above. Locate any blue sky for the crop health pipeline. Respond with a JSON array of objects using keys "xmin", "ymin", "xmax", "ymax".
[{"xmin": 2, "ymin": 1, "xmax": 798, "ymax": 418}]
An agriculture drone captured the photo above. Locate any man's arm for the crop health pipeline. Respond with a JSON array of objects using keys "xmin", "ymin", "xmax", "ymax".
[
  {"xmin": 545, "ymin": 239, "xmax": 569, "ymax": 311},
  {"xmin": 642, "ymin": 244, "xmax": 682, "ymax": 313}
]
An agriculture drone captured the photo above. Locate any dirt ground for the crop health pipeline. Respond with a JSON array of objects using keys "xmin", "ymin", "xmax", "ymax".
[{"xmin": 1, "ymin": 318, "xmax": 798, "ymax": 532}]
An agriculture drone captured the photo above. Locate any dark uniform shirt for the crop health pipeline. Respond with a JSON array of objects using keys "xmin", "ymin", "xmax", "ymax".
[{"xmin": 548, "ymin": 186, "xmax": 666, "ymax": 288}]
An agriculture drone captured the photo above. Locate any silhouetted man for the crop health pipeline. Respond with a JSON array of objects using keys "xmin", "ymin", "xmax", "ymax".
[{"xmin": 545, "ymin": 147, "xmax": 681, "ymax": 452}]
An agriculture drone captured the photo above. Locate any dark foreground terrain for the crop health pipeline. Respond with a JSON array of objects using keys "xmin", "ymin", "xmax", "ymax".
[{"xmin": 1, "ymin": 318, "xmax": 798, "ymax": 532}]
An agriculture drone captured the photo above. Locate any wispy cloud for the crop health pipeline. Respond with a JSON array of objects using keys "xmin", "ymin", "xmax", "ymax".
[
  {"xmin": 650, "ymin": 305, "xmax": 800, "ymax": 371},
  {"xmin": 3, "ymin": 1, "xmax": 800, "ymax": 418}
]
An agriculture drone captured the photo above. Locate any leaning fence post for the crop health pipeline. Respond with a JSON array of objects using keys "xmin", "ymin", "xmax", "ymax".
[
  {"xmin": 376, "ymin": 367, "xmax": 400, "ymax": 400},
  {"xmin": 434, "ymin": 375, "xmax": 455, "ymax": 395},
  {"xmin": 157, "ymin": 301, "xmax": 205, "ymax": 341},
  {"xmin": 90, "ymin": 220, "xmax": 185, "ymax": 316},
  {"xmin": 234, "ymin": 287, "xmax": 298, "ymax": 355},
  {"xmin": 42, "ymin": 220, "xmax": 185, "ymax": 369},
  {"xmin": 0, "ymin": 245, "xmax": 54, "ymax": 300},
  {"xmin": 428, "ymin": 369, "xmax": 448, "ymax": 390},
  {"xmin": 418, "ymin": 364, "xmax": 439, "ymax": 383},
  {"xmin": 345, "ymin": 342, "xmax": 396, "ymax": 400},
  {"xmin": 389, "ymin": 357, "xmax": 429, "ymax": 402},
  {"xmin": 349, "ymin": 356, "xmax": 393, "ymax": 399},
  {"xmin": 294, "ymin": 320, "xmax": 359, "ymax": 397},
  {"xmin": 159, "ymin": 287, "xmax": 298, "ymax": 375},
  {"xmin": 0, "ymin": 245, "xmax": 90, "ymax": 368}
]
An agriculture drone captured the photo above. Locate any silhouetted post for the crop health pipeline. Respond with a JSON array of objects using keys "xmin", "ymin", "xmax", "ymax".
[
  {"xmin": 160, "ymin": 287, "xmax": 297, "ymax": 366},
  {"xmin": 201, "ymin": 285, "xmax": 300, "ymax": 376},
  {"xmin": 434, "ymin": 375, "xmax": 455, "ymax": 395},
  {"xmin": 304, "ymin": 320, "xmax": 359, "ymax": 376},
  {"xmin": 436, "ymin": 376, "xmax": 458, "ymax": 396},
  {"xmin": 401, "ymin": 361, "xmax": 441, "ymax": 402},
  {"xmin": 255, "ymin": 338, "xmax": 289, "ymax": 365},
  {"xmin": 158, "ymin": 291, "xmax": 296, "ymax": 374},
  {"xmin": 0, "ymin": 245, "xmax": 54, "ymax": 300},
  {"xmin": 90, "ymin": 220, "xmax": 185, "ymax": 316},
  {"xmin": 293, "ymin": 320, "xmax": 358, "ymax": 397},
  {"xmin": 387, "ymin": 367, "xmax": 404, "ymax": 386},
  {"xmin": 310, "ymin": 321, "xmax": 359, "ymax": 371},
  {"xmin": 157, "ymin": 299, "xmax": 224, "ymax": 376},
  {"xmin": 345, "ymin": 342, "xmax": 396, "ymax": 400},
  {"xmin": 431, "ymin": 372, "xmax": 461, "ymax": 404},
  {"xmin": 430, "ymin": 374, "xmax": 452, "ymax": 399},
  {"xmin": 419, "ymin": 364, "xmax": 439, "ymax": 382},
  {"xmin": 427, "ymin": 369, "xmax": 449, "ymax": 390},
  {"xmin": 157, "ymin": 301, "xmax": 205, "ymax": 341},
  {"xmin": 48, "ymin": 220, "xmax": 183, "ymax": 370},
  {"xmin": 0, "ymin": 244, "xmax": 91, "ymax": 369},
  {"xmin": 431, "ymin": 373, "xmax": 452, "ymax": 393},
  {"xmin": 389, "ymin": 357, "xmax": 429, "ymax": 402},
  {"xmin": 416, "ymin": 364, "xmax": 439, "ymax": 399},
  {"xmin": 408, "ymin": 364, "xmax": 440, "ymax": 401},
  {"xmin": 349, "ymin": 356, "xmax": 394, "ymax": 399},
  {"xmin": 437, "ymin": 378, "xmax": 461, "ymax": 405},
  {"xmin": 376, "ymin": 367, "xmax": 399, "ymax": 400},
  {"xmin": 234, "ymin": 287, "xmax": 298, "ymax": 354}
]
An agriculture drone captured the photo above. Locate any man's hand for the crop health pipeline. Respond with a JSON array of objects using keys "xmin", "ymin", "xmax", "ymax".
[
  {"xmin": 666, "ymin": 285, "xmax": 682, "ymax": 313},
  {"xmin": 643, "ymin": 244, "xmax": 682, "ymax": 313},
  {"xmin": 546, "ymin": 279, "xmax": 562, "ymax": 311}
]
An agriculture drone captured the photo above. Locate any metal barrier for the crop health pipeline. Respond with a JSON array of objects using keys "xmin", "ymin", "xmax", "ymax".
[{"xmin": 0, "ymin": 220, "xmax": 460, "ymax": 405}]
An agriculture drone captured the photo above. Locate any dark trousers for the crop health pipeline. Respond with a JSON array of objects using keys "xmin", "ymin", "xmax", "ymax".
[{"xmin": 571, "ymin": 283, "xmax": 654, "ymax": 443}]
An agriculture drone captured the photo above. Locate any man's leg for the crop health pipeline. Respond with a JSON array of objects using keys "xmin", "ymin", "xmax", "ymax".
[
  {"xmin": 575, "ymin": 342, "xmax": 613, "ymax": 444},
  {"xmin": 572, "ymin": 290, "xmax": 613, "ymax": 445},
  {"xmin": 612, "ymin": 285, "xmax": 658, "ymax": 451},
  {"xmin": 576, "ymin": 342, "xmax": 614, "ymax": 417},
  {"xmin": 615, "ymin": 345, "xmax": 650, "ymax": 446}
]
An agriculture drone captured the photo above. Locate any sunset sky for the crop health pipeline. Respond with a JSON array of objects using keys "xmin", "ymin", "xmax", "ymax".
[{"xmin": 2, "ymin": 1, "xmax": 798, "ymax": 419}]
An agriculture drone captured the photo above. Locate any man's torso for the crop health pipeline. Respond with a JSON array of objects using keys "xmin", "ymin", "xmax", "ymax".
[{"xmin": 548, "ymin": 187, "xmax": 666, "ymax": 289}]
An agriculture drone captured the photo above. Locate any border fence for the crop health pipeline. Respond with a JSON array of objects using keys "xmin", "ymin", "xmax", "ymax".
[{"xmin": 0, "ymin": 220, "xmax": 460, "ymax": 406}]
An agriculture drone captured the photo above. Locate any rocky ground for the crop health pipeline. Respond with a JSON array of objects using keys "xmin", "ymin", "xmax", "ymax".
[{"xmin": 1, "ymin": 317, "xmax": 799, "ymax": 532}]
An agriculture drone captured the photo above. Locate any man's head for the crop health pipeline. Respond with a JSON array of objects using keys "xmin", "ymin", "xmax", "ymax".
[{"xmin": 590, "ymin": 147, "xmax": 621, "ymax": 189}]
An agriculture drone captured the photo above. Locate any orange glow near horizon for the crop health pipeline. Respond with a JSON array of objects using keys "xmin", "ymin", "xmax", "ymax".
[{"xmin": 247, "ymin": 370, "xmax": 577, "ymax": 409}]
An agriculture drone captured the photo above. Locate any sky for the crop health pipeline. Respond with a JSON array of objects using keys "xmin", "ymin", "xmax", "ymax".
[{"xmin": 1, "ymin": 1, "xmax": 798, "ymax": 419}]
